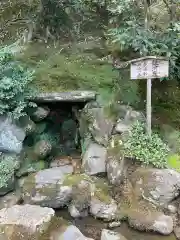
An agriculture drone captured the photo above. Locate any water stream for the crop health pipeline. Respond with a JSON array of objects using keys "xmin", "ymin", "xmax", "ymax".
[{"xmin": 56, "ymin": 209, "xmax": 176, "ymax": 240}]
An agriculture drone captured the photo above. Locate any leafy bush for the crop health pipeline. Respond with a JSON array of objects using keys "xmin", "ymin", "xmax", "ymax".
[
  {"xmin": 123, "ymin": 121, "xmax": 170, "ymax": 168},
  {"xmin": 0, "ymin": 46, "xmax": 36, "ymax": 119},
  {"xmin": 0, "ymin": 156, "xmax": 17, "ymax": 188}
]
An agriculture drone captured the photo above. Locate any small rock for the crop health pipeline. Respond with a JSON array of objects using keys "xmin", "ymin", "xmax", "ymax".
[
  {"xmin": 68, "ymin": 203, "xmax": 88, "ymax": 218},
  {"xmin": 90, "ymin": 198, "xmax": 117, "ymax": 221},
  {"xmin": 108, "ymin": 221, "xmax": 121, "ymax": 229},
  {"xmin": 50, "ymin": 156, "xmax": 72, "ymax": 167},
  {"xmin": 34, "ymin": 140, "xmax": 52, "ymax": 159},
  {"xmin": 101, "ymin": 229, "xmax": 127, "ymax": 240},
  {"xmin": 167, "ymin": 204, "xmax": 177, "ymax": 214},
  {"xmin": 0, "ymin": 204, "xmax": 55, "ymax": 238},
  {"xmin": 32, "ymin": 106, "xmax": 50, "ymax": 122},
  {"xmin": 82, "ymin": 142, "xmax": 107, "ymax": 175}
]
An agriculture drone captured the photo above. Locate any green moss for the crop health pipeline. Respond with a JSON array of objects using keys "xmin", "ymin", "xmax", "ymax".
[
  {"xmin": 16, "ymin": 43, "xmax": 118, "ymax": 99},
  {"xmin": 63, "ymin": 173, "xmax": 92, "ymax": 186}
]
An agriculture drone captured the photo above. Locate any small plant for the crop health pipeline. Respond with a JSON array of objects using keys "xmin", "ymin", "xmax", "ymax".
[{"xmin": 123, "ymin": 121, "xmax": 170, "ymax": 168}]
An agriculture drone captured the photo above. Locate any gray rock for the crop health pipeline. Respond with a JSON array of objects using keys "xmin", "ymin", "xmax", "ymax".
[
  {"xmin": 68, "ymin": 204, "xmax": 88, "ymax": 218},
  {"xmin": 101, "ymin": 229, "xmax": 127, "ymax": 240},
  {"xmin": 59, "ymin": 225, "xmax": 94, "ymax": 240},
  {"xmin": 106, "ymin": 135, "xmax": 139, "ymax": 185},
  {"xmin": 108, "ymin": 221, "xmax": 121, "ymax": 229},
  {"xmin": 114, "ymin": 105, "xmax": 145, "ymax": 134},
  {"xmin": 128, "ymin": 211, "xmax": 173, "ymax": 235},
  {"xmin": 90, "ymin": 198, "xmax": 117, "ymax": 221},
  {"xmin": 0, "ymin": 116, "xmax": 25, "ymax": 154},
  {"xmin": 34, "ymin": 140, "xmax": 52, "ymax": 159},
  {"xmin": 31, "ymin": 91, "xmax": 96, "ymax": 102},
  {"xmin": 22, "ymin": 166, "xmax": 73, "ymax": 208},
  {"xmin": 82, "ymin": 142, "xmax": 107, "ymax": 175},
  {"xmin": 32, "ymin": 106, "xmax": 50, "ymax": 122},
  {"xmin": 0, "ymin": 204, "xmax": 55, "ymax": 239},
  {"xmin": 81, "ymin": 106, "xmax": 114, "ymax": 146},
  {"xmin": 130, "ymin": 168, "xmax": 180, "ymax": 206}
]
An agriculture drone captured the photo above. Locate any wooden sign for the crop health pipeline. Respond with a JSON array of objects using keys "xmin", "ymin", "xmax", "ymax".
[{"xmin": 130, "ymin": 56, "xmax": 169, "ymax": 80}]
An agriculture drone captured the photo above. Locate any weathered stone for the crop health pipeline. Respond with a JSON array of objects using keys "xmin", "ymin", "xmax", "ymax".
[
  {"xmin": 0, "ymin": 191, "xmax": 21, "ymax": 210},
  {"xmin": 82, "ymin": 142, "xmax": 107, "ymax": 175},
  {"xmin": 58, "ymin": 225, "xmax": 94, "ymax": 240},
  {"xmin": 0, "ymin": 116, "xmax": 25, "ymax": 154},
  {"xmin": 101, "ymin": 229, "xmax": 127, "ymax": 240},
  {"xmin": 130, "ymin": 168, "xmax": 180, "ymax": 206},
  {"xmin": 106, "ymin": 135, "xmax": 139, "ymax": 185},
  {"xmin": 0, "ymin": 204, "xmax": 55, "ymax": 239},
  {"xmin": 90, "ymin": 198, "xmax": 117, "ymax": 221},
  {"xmin": 108, "ymin": 221, "xmax": 121, "ymax": 229},
  {"xmin": 31, "ymin": 106, "xmax": 50, "ymax": 122},
  {"xmin": 32, "ymin": 91, "xmax": 96, "ymax": 102},
  {"xmin": 22, "ymin": 166, "xmax": 73, "ymax": 208},
  {"xmin": 34, "ymin": 140, "xmax": 52, "ymax": 159},
  {"xmin": 128, "ymin": 210, "xmax": 173, "ymax": 235},
  {"xmin": 50, "ymin": 156, "xmax": 72, "ymax": 167},
  {"xmin": 82, "ymin": 107, "xmax": 114, "ymax": 146},
  {"xmin": 68, "ymin": 204, "xmax": 88, "ymax": 218},
  {"xmin": 114, "ymin": 105, "xmax": 145, "ymax": 134}
]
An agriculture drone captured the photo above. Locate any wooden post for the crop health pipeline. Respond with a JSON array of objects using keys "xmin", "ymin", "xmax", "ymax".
[{"xmin": 146, "ymin": 78, "xmax": 152, "ymax": 137}]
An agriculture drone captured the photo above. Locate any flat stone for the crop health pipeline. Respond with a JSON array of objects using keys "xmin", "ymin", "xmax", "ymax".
[
  {"xmin": 0, "ymin": 204, "xmax": 55, "ymax": 238},
  {"xmin": 31, "ymin": 91, "xmax": 96, "ymax": 102}
]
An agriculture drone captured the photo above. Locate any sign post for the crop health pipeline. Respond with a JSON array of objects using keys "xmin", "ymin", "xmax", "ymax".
[{"xmin": 130, "ymin": 56, "xmax": 169, "ymax": 137}]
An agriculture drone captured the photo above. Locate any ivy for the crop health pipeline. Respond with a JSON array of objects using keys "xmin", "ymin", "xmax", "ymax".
[{"xmin": 123, "ymin": 121, "xmax": 170, "ymax": 168}]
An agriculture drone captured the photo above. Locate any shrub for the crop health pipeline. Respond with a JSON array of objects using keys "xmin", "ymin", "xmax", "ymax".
[
  {"xmin": 0, "ymin": 156, "xmax": 17, "ymax": 188},
  {"xmin": 0, "ymin": 45, "xmax": 36, "ymax": 119},
  {"xmin": 123, "ymin": 121, "xmax": 170, "ymax": 168}
]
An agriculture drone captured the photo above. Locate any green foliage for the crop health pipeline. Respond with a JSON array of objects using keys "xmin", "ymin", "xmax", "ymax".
[
  {"xmin": 167, "ymin": 154, "xmax": 180, "ymax": 172},
  {"xmin": 0, "ymin": 45, "xmax": 35, "ymax": 119},
  {"xmin": 123, "ymin": 121, "xmax": 170, "ymax": 168},
  {"xmin": 0, "ymin": 156, "xmax": 17, "ymax": 188}
]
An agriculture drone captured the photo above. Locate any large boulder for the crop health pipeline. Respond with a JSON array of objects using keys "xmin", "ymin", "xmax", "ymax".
[
  {"xmin": 22, "ymin": 166, "xmax": 73, "ymax": 208},
  {"xmin": 114, "ymin": 105, "xmax": 145, "ymax": 134},
  {"xmin": 130, "ymin": 168, "xmax": 180, "ymax": 206},
  {"xmin": 0, "ymin": 116, "xmax": 25, "ymax": 154},
  {"xmin": 101, "ymin": 229, "xmax": 127, "ymax": 240},
  {"xmin": 106, "ymin": 135, "xmax": 139, "ymax": 185},
  {"xmin": 82, "ymin": 142, "xmax": 107, "ymax": 175},
  {"xmin": 81, "ymin": 106, "xmax": 114, "ymax": 146},
  {"xmin": 127, "ymin": 205, "xmax": 173, "ymax": 235},
  {"xmin": 0, "ymin": 204, "xmax": 55, "ymax": 239}
]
